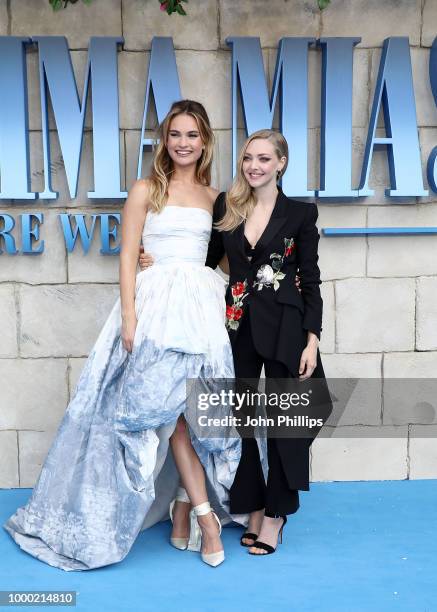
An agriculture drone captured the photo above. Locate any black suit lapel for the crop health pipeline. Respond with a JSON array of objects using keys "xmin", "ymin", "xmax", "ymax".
[
  {"xmin": 251, "ymin": 189, "xmax": 289, "ymax": 263},
  {"xmin": 236, "ymin": 221, "xmax": 247, "ymax": 259},
  {"xmin": 227, "ymin": 220, "xmax": 247, "ymax": 261}
]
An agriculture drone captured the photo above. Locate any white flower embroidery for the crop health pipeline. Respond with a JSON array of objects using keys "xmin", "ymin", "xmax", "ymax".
[{"xmin": 253, "ymin": 237, "xmax": 295, "ymax": 291}]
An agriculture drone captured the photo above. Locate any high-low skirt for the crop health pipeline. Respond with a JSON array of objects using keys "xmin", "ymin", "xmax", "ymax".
[{"xmin": 3, "ymin": 263, "xmax": 247, "ymax": 571}]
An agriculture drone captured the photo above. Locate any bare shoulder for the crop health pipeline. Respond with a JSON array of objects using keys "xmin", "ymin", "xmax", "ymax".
[
  {"xmin": 205, "ymin": 185, "xmax": 220, "ymax": 205},
  {"xmin": 126, "ymin": 178, "xmax": 151, "ymax": 212}
]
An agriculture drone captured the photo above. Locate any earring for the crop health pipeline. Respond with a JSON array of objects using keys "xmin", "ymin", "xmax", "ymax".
[{"xmin": 277, "ymin": 169, "xmax": 281, "ymax": 180}]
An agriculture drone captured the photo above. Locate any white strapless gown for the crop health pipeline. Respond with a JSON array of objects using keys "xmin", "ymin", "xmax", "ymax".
[{"xmin": 3, "ymin": 205, "xmax": 248, "ymax": 571}]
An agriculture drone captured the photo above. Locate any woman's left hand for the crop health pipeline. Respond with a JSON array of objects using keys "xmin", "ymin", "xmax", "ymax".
[{"xmin": 298, "ymin": 341, "xmax": 318, "ymax": 380}]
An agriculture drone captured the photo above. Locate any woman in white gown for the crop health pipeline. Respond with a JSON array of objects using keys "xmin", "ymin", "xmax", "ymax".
[{"xmin": 3, "ymin": 100, "xmax": 245, "ymax": 571}]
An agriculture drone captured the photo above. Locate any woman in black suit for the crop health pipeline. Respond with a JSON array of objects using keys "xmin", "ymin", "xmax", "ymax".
[{"xmin": 204, "ymin": 129, "xmax": 332, "ymax": 555}]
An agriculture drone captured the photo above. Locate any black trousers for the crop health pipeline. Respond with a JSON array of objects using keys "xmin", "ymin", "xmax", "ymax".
[{"xmin": 229, "ymin": 307, "xmax": 300, "ymax": 517}]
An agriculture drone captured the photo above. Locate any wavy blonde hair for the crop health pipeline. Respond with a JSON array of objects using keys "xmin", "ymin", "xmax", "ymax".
[
  {"xmin": 216, "ymin": 129, "xmax": 288, "ymax": 232},
  {"xmin": 148, "ymin": 100, "xmax": 214, "ymax": 212}
]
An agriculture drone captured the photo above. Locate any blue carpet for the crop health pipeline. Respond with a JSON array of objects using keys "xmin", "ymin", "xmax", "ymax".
[{"xmin": 0, "ymin": 480, "xmax": 435, "ymax": 612}]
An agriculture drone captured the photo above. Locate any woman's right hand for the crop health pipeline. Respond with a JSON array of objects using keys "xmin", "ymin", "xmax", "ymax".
[
  {"xmin": 295, "ymin": 273, "xmax": 301, "ymax": 293},
  {"xmin": 139, "ymin": 245, "xmax": 154, "ymax": 271},
  {"xmin": 121, "ymin": 312, "xmax": 137, "ymax": 353}
]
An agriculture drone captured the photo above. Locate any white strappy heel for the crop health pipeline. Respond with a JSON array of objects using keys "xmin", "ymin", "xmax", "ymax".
[
  {"xmin": 187, "ymin": 501, "xmax": 224, "ymax": 567},
  {"xmin": 169, "ymin": 486, "xmax": 191, "ymax": 550}
]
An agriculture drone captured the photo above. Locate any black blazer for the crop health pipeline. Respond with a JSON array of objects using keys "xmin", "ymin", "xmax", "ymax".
[{"xmin": 206, "ymin": 188, "xmax": 325, "ymax": 379}]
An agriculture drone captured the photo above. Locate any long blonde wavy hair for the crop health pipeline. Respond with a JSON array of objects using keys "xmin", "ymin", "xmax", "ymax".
[
  {"xmin": 216, "ymin": 129, "xmax": 289, "ymax": 232},
  {"xmin": 148, "ymin": 100, "xmax": 214, "ymax": 212}
]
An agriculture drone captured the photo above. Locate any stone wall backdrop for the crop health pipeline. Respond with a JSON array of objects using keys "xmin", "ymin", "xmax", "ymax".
[{"xmin": 1, "ymin": 0, "xmax": 437, "ymax": 488}]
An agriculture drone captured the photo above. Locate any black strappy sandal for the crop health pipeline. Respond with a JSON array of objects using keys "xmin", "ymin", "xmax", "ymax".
[
  {"xmin": 248, "ymin": 515, "xmax": 287, "ymax": 555},
  {"xmin": 240, "ymin": 532, "xmax": 258, "ymax": 547}
]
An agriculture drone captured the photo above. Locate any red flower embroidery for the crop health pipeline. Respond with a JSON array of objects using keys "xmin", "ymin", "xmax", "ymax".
[
  {"xmin": 231, "ymin": 282, "xmax": 245, "ymax": 297},
  {"xmin": 226, "ymin": 281, "xmax": 248, "ymax": 331},
  {"xmin": 234, "ymin": 308, "xmax": 243, "ymax": 320},
  {"xmin": 285, "ymin": 243, "xmax": 296, "ymax": 257}
]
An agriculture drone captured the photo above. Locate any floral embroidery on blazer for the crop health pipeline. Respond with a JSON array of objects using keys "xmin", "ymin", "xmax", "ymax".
[
  {"xmin": 225, "ymin": 280, "xmax": 248, "ymax": 331},
  {"xmin": 253, "ymin": 237, "xmax": 296, "ymax": 292}
]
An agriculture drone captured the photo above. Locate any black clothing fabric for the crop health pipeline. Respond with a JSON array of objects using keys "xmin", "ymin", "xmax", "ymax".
[{"xmin": 229, "ymin": 308, "xmax": 300, "ymax": 516}]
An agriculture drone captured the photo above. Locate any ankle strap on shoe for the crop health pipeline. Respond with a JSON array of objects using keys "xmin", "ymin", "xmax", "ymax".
[{"xmin": 191, "ymin": 501, "xmax": 212, "ymax": 517}]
